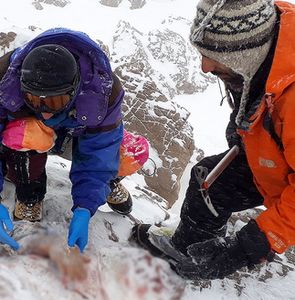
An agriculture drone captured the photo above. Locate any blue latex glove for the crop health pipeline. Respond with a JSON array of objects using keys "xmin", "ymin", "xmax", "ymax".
[
  {"xmin": 0, "ymin": 204, "xmax": 20, "ymax": 250},
  {"xmin": 68, "ymin": 207, "xmax": 91, "ymax": 252}
]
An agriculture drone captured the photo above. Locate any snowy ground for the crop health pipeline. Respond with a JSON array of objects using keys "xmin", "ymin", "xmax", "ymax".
[
  {"xmin": 1, "ymin": 82, "xmax": 294, "ymax": 300},
  {"xmin": 1, "ymin": 0, "xmax": 295, "ymax": 299},
  {"xmin": 170, "ymin": 81, "xmax": 231, "ymax": 214}
]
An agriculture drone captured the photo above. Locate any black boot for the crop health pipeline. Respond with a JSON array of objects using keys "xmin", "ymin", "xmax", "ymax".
[
  {"xmin": 131, "ymin": 224, "xmax": 168, "ymax": 257},
  {"xmin": 171, "ymin": 219, "xmax": 227, "ymax": 255},
  {"xmin": 130, "ymin": 224, "xmax": 186, "ymax": 263}
]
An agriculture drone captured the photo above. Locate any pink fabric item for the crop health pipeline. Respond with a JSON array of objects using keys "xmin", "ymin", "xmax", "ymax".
[
  {"xmin": 2, "ymin": 118, "xmax": 56, "ymax": 152},
  {"xmin": 121, "ymin": 129, "xmax": 149, "ymax": 166},
  {"xmin": 2, "ymin": 119, "xmax": 25, "ymax": 150},
  {"xmin": 118, "ymin": 129, "xmax": 149, "ymax": 177}
]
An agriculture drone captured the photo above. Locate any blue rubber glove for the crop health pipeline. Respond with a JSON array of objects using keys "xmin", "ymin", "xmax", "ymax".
[
  {"xmin": 0, "ymin": 204, "xmax": 20, "ymax": 250},
  {"xmin": 68, "ymin": 208, "xmax": 91, "ymax": 252}
]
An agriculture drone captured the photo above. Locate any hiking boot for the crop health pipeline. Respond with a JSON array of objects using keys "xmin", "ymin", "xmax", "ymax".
[
  {"xmin": 171, "ymin": 220, "xmax": 227, "ymax": 254},
  {"xmin": 107, "ymin": 181, "xmax": 132, "ymax": 215},
  {"xmin": 14, "ymin": 198, "xmax": 43, "ymax": 221},
  {"xmin": 130, "ymin": 224, "xmax": 187, "ymax": 262},
  {"xmin": 131, "ymin": 224, "xmax": 166, "ymax": 257}
]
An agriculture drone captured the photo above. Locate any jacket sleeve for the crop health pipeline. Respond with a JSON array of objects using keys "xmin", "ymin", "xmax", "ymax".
[
  {"xmin": 256, "ymin": 84, "xmax": 295, "ymax": 253},
  {"xmin": 0, "ymin": 50, "xmax": 14, "ymax": 81},
  {"xmin": 0, "ymin": 51, "xmax": 14, "ymax": 194},
  {"xmin": 70, "ymin": 123, "xmax": 123, "ymax": 216},
  {"xmin": 0, "ymin": 120, "xmax": 8, "ymax": 194}
]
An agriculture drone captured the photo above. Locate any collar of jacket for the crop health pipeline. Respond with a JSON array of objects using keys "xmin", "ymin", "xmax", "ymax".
[
  {"xmin": 0, "ymin": 28, "xmax": 113, "ymax": 127},
  {"xmin": 240, "ymin": 2, "xmax": 295, "ymax": 130},
  {"xmin": 265, "ymin": 1, "xmax": 295, "ymax": 101}
]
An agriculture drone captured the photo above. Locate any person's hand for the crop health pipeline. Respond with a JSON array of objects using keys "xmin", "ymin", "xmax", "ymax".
[
  {"xmin": 175, "ymin": 220, "xmax": 274, "ymax": 280},
  {"xmin": 0, "ymin": 203, "xmax": 20, "ymax": 250},
  {"xmin": 68, "ymin": 208, "xmax": 90, "ymax": 252}
]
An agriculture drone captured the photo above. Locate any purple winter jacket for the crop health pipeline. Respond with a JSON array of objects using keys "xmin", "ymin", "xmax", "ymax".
[{"xmin": 0, "ymin": 28, "xmax": 124, "ymax": 215}]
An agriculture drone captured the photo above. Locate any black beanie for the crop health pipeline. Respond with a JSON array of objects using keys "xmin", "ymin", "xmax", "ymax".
[{"xmin": 21, "ymin": 44, "xmax": 79, "ymax": 96}]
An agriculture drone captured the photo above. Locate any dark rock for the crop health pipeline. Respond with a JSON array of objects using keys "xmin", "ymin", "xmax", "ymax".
[
  {"xmin": 32, "ymin": 0, "xmax": 69, "ymax": 10},
  {"xmin": 0, "ymin": 32, "xmax": 16, "ymax": 52},
  {"xmin": 99, "ymin": 0, "xmax": 123, "ymax": 7}
]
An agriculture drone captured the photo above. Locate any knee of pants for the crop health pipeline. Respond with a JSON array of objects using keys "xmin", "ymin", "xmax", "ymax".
[{"xmin": 5, "ymin": 150, "xmax": 47, "ymax": 183}]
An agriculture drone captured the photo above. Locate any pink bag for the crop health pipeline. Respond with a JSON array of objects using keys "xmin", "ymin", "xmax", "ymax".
[{"xmin": 118, "ymin": 129, "xmax": 149, "ymax": 177}]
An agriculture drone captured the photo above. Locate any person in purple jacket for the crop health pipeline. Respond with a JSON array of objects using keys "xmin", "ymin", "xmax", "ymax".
[{"xmin": 0, "ymin": 28, "xmax": 133, "ymax": 252}]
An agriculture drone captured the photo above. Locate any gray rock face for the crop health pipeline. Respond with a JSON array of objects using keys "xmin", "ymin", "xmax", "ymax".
[
  {"xmin": 0, "ymin": 32, "xmax": 16, "ymax": 52},
  {"xmin": 129, "ymin": 0, "xmax": 146, "ymax": 9},
  {"xmin": 32, "ymin": 0, "xmax": 69, "ymax": 10},
  {"xmin": 99, "ymin": 0, "xmax": 146, "ymax": 9},
  {"xmin": 147, "ymin": 28, "xmax": 200, "ymax": 98},
  {"xmin": 0, "ymin": 16, "xmax": 206, "ymax": 206},
  {"xmin": 112, "ymin": 21, "xmax": 196, "ymax": 206},
  {"xmin": 99, "ymin": 0, "xmax": 123, "ymax": 7},
  {"xmin": 147, "ymin": 16, "xmax": 212, "ymax": 98}
]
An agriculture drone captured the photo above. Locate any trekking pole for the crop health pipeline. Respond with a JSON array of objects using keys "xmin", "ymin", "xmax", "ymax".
[{"xmin": 202, "ymin": 145, "xmax": 240, "ymax": 190}]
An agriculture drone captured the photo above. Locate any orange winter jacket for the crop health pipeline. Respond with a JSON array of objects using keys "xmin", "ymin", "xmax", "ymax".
[{"xmin": 239, "ymin": 1, "xmax": 295, "ymax": 253}]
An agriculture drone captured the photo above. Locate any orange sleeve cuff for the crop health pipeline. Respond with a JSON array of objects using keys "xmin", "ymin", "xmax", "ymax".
[{"xmin": 256, "ymin": 213, "xmax": 288, "ymax": 254}]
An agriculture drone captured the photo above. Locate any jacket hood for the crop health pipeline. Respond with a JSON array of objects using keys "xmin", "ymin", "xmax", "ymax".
[
  {"xmin": 0, "ymin": 28, "xmax": 113, "ymax": 127},
  {"xmin": 266, "ymin": 1, "xmax": 295, "ymax": 100}
]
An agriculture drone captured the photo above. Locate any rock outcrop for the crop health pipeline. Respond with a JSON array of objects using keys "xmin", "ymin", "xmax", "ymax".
[
  {"xmin": 32, "ymin": 0, "xmax": 69, "ymax": 10},
  {"xmin": 112, "ymin": 21, "xmax": 198, "ymax": 206},
  {"xmin": 0, "ymin": 32, "xmax": 16, "ymax": 52},
  {"xmin": 99, "ymin": 0, "xmax": 146, "ymax": 9},
  {"xmin": 0, "ymin": 15, "xmax": 208, "ymax": 206},
  {"xmin": 129, "ymin": 0, "xmax": 146, "ymax": 9},
  {"xmin": 99, "ymin": 0, "xmax": 123, "ymax": 7}
]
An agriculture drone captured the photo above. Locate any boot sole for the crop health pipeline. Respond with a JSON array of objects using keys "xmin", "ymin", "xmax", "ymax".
[{"xmin": 109, "ymin": 206, "xmax": 133, "ymax": 215}]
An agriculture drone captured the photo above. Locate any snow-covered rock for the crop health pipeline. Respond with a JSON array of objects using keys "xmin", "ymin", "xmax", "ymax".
[
  {"xmin": 2, "ymin": 1, "xmax": 294, "ymax": 299},
  {"xmin": 99, "ymin": 0, "xmax": 146, "ymax": 9},
  {"xmin": 99, "ymin": 0, "xmax": 123, "ymax": 7},
  {"xmin": 0, "ymin": 17, "xmax": 201, "ymax": 206},
  {"xmin": 1, "ymin": 158, "xmax": 295, "ymax": 300},
  {"xmin": 112, "ymin": 21, "xmax": 196, "ymax": 205},
  {"xmin": 32, "ymin": 0, "xmax": 70, "ymax": 10}
]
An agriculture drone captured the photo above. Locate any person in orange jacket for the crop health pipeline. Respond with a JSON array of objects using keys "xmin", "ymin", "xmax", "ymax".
[{"xmin": 131, "ymin": 0, "xmax": 295, "ymax": 279}]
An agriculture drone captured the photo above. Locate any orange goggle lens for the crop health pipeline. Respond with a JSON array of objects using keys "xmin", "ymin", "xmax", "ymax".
[{"xmin": 25, "ymin": 93, "xmax": 71, "ymax": 113}]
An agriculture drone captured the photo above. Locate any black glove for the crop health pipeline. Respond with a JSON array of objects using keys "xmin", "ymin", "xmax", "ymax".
[
  {"xmin": 175, "ymin": 220, "xmax": 274, "ymax": 280},
  {"xmin": 226, "ymin": 131, "xmax": 241, "ymax": 148}
]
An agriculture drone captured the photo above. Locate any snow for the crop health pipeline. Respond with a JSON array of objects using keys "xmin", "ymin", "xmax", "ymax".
[
  {"xmin": 1, "ymin": 1, "xmax": 295, "ymax": 300},
  {"xmin": 175, "ymin": 81, "xmax": 231, "ymax": 155}
]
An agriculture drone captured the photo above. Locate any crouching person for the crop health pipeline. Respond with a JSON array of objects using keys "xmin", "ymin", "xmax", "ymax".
[
  {"xmin": 0, "ymin": 28, "xmax": 149, "ymax": 252},
  {"xmin": 131, "ymin": 0, "xmax": 295, "ymax": 281}
]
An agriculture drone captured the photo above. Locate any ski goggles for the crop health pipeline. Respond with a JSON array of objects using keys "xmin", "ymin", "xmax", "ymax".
[
  {"xmin": 24, "ymin": 92, "xmax": 73, "ymax": 114},
  {"xmin": 21, "ymin": 72, "xmax": 80, "ymax": 114}
]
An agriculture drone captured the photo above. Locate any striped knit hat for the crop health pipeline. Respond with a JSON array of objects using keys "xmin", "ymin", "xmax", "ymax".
[{"xmin": 190, "ymin": 0, "xmax": 277, "ymax": 125}]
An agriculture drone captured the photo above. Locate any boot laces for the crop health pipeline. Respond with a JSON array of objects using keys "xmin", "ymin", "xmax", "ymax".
[{"xmin": 108, "ymin": 182, "xmax": 129, "ymax": 204}]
